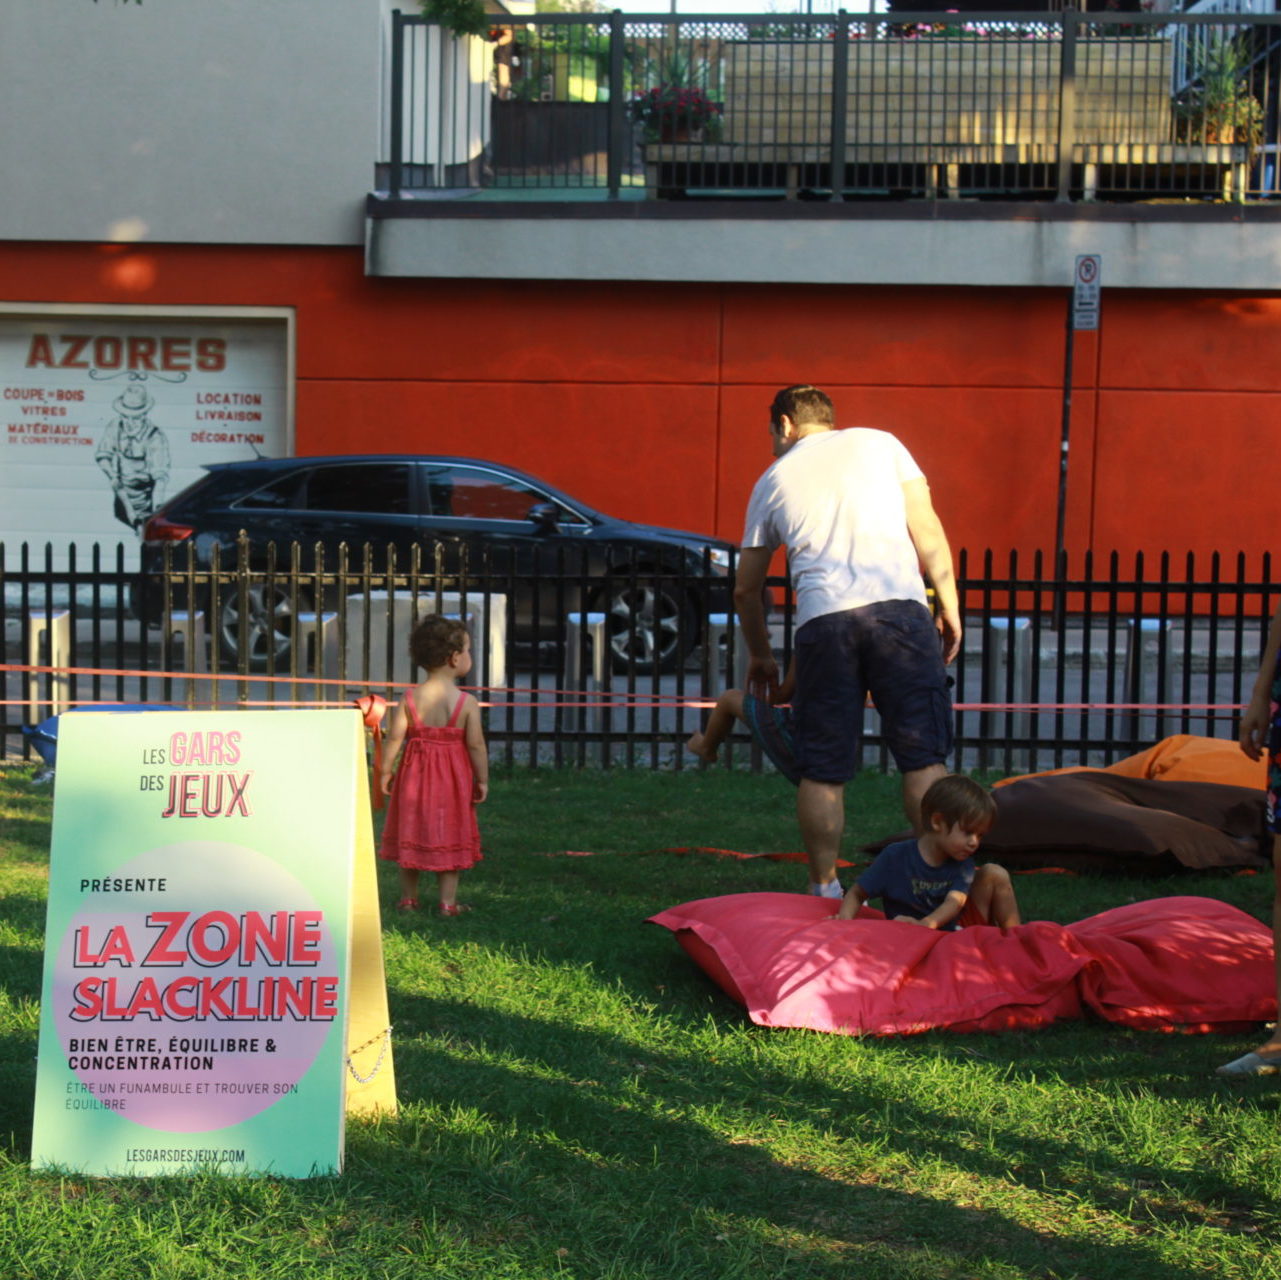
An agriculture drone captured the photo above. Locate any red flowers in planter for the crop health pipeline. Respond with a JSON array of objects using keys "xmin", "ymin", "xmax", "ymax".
[{"xmin": 626, "ymin": 85, "xmax": 723, "ymax": 136}]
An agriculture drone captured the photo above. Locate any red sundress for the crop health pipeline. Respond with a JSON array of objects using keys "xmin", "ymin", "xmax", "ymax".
[{"xmin": 378, "ymin": 690, "xmax": 482, "ymax": 872}]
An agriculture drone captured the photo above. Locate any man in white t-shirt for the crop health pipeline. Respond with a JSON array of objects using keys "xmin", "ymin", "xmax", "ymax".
[{"xmin": 733, "ymin": 385, "xmax": 962, "ymax": 898}]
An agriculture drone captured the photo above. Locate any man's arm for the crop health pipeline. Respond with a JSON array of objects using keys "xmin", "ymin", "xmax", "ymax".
[
  {"xmin": 733, "ymin": 545, "xmax": 778, "ymax": 699},
  {"xmin": 903, "ymin": 476, "xmax": 961, "ymax": 664},
  {"xmin": 1241, "ymin": 598, "xmax": 1281, "ymax": 760}
]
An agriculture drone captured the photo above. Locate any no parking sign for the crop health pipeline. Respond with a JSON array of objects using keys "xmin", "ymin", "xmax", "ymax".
[{"xmin": 1072, "ymin": 254, "xmax": 1102, "ymax": 330}]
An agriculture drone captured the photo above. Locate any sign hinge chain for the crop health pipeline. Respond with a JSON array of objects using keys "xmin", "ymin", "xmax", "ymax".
[{"xmin": 345, "ymin": 1025, "xmax": 392, "ymax": 1084}]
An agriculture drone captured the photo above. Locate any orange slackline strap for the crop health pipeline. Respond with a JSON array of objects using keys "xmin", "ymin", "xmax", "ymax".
[
  {"xmin": 542, "ymin": 846, "xmax": 1091, "ymax": 877},
  {"xmin": 354, "ymin": 693, "xmax": 390, "ymax": 810},
  {"xmin": 542, "ymin": 845, "xmax": 859, "ymax": 868},
  {"xmin": 1, "ymin": 662, "xmax": 1248, "ymax": 714}
]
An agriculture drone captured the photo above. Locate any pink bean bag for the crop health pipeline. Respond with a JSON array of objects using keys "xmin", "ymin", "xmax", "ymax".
[{"xmin": 648, "ymin": 892, "xmax": 1274, "ymax": 1036}]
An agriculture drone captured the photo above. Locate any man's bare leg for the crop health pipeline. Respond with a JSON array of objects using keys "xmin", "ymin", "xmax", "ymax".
[
  {"xmin": 1217, "ymin": 836, "xmax": 1281, "ymax": 1074},
  {"xmin": 1265, "ymin": 839, "xmax": 1281, "ymax": 1056},
  {"xmin": 902, "ymin": 762, "xmax": 947, "ymax": 834},
  {"xmin": 797, "ymin": 778, "xmax": 845, "ymax": 893}
]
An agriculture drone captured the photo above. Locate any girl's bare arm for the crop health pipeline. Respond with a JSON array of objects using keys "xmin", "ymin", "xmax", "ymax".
[
  {"xmin": 463, "ymin": 696, "xmax": 489, "ymax": 802},
  {"xmin": 379, "ymin": 704, "xmax": 408, "ymax": 796}
]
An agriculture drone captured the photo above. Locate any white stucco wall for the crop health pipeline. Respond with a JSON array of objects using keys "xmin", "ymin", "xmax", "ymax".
[{"xmin": 1, "ymin": 0, "xmax": 383, "ymax": 246}]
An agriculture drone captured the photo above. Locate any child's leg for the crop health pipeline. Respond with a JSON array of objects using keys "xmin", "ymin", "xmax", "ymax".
[
  {"xmin": 966, "ymin": 863, "xmax": 1021, "ymax": 928},
  {"xmin": 397, "ymin": 866, "xmax": 420, "ymax": 907},
  {"xmin": 436, "ymin": 869, "xmax": 461, "ymax": 909},
  {"xmin": 686, "ymin": 689, "xmax": 746, "ymax": 763}
]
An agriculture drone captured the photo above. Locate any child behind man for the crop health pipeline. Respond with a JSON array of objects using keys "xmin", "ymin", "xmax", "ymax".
[
  {"xmin": 833, "ymin": 774, "xmax": 1020, "ymax": 929},
  {"xmin": 685, "ymin": 660, "xmax": 801, "ymax": 785}
]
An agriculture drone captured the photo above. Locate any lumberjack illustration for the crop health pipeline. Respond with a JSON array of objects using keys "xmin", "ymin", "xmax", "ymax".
[{"xmin": 94, "ymin": 377, "xmax": 171, "ymax": 531}]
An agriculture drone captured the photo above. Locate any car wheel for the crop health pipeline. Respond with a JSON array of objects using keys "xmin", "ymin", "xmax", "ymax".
[
  {"xmin": 218, "ymin": 584, "xmax": 308, "ymax": 668},
  {"xmin": 603, "ymin": 580, "xmax": 691, "ymax": 675}
]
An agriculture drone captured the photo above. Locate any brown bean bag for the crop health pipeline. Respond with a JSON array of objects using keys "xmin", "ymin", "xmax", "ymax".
[{"xmin": 982, "ymin": 772, "xmax": 1269, "ymax": 873}]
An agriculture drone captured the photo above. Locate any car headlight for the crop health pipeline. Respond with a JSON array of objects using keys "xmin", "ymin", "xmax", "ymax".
[{"xmin": 703, "ymin": 547, "xmax": 732, "ymax": 575}]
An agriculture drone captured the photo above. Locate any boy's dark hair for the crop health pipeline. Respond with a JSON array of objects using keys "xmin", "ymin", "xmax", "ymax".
[
  {"xmin": 769, "ymin": 385, "xmax": 835, "ymax": 430},
  {"xmin": 920, "ymin": 774, "xmax": 996, "ymax": 831},
  {"xmin": 408, "ymin": 613, "xmax": 470, "ymax": 672}
]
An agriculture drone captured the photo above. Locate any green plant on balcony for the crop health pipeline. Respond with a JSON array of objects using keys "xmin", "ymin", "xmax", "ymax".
[
  {"xmin": 1174, "ymin": 32, "xmax": 1264, "ymax": 150},
  {"xmin": 421, "ymin": 0, "xmax": 490, "ymax": 40}
]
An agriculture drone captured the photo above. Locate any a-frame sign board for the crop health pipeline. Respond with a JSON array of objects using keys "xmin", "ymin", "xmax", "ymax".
[{"xmin": 31, "ymin": 709, "xmax": 396, "ymax": 1177}]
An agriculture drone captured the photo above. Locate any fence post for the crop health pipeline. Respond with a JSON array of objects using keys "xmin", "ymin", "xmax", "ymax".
[
  {"xmin": 564, "ymin": 610, "xmax": 609, "ymax": 732},
  {"xmin": 706, "ymin": 612, "xmax": 750, "ymax": 695},
  {"xmin": 25, "ymin": 610, "xmax": 71, "ymax": 723},
  {"xmin": 982, "ymin": 617, "xmax": 1032, "ymax": 772},
  {"xmin": 1123, "ymin": 618, "xmax": 1178, "ymax": 746},
  {"xmin": 607, "ymin": 9, "xmax": 626, "ymax": 199},
  {"xmin": 1055, "ymin": 8, "xmax": 1078, "ymax": 202},
  {"xmin": 829, "ymin": 10, "xmax": 851, "ymax": 201},
  {"xmin": 389, "ymin": 8, "xmax": 406, "ymax": 198},
  {"xmin": 166, "ymin": 611, "xmax": 208, "ymax": 710}
]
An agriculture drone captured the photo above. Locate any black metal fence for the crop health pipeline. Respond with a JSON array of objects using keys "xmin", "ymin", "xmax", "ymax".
[
  {"xmin": 386, "ymin": 8, "xmax": 1281, "ymax": 202},
  {"xmin": 3, "ymin": 540, "xmax": 1276, "ymax": 777}
]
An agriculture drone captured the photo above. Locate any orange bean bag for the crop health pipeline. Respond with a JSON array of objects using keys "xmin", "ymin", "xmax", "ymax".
[{"xmin": 992, "ymin": 734, "xmax": 1266, "ymax": 791}]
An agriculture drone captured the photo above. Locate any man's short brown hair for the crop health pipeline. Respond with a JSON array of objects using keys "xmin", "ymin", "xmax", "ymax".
[{"xmin": 769, "ymin": 385, "xmax": 835, "ymax": 430}]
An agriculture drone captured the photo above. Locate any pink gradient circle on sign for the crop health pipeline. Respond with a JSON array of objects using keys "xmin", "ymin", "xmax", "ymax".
[{"xmin": 53, "ymin": 841, "xmax": 339, "ymax": 1132}]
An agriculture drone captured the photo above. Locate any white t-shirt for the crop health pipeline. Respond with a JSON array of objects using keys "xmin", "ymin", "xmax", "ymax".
[{"xmin": 741, "ymin": 428, "xmax": 928, "ymax": 630}]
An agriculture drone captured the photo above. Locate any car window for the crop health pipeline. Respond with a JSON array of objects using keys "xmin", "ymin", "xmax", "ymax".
[
  {"xmin": 234, "ymin": 464, "xmax": 413, "ymax": 515},
  {"xmin": 304, "ymin": 464, "xmax": 412, "ymax": 515},
  {"xmin": 235, "ymin": 471, "xmax": 306, "ymax": 510},
  {"xmin": 424, "ymin": 464, "xmax": 585, "ymax": 525}
]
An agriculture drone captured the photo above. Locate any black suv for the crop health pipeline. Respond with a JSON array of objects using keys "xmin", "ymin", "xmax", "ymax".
[{"xmin": 138, "ymin": 454, "xmax": 737, "ymax": 673}]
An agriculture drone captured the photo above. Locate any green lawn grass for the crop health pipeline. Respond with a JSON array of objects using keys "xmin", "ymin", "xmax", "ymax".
[{"xmin": 2, "ymin": 760, "xmax": 1280, "ymax": 1280}]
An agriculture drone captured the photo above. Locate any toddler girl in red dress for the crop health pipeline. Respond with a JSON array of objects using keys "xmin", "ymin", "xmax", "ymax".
[{"xmin": 379, "ymin": 614, "xmax": 489, "ymax": 917}]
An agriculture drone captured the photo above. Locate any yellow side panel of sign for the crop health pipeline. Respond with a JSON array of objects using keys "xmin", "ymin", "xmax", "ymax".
[{"xmin": 344, "ymin": 715, "xmax": 397, "ymax": 1117}]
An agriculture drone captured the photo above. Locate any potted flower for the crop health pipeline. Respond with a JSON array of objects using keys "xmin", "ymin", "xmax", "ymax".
[{"xmin": 626, "ymin": 85, "xmax": 722, "ymax": 143}]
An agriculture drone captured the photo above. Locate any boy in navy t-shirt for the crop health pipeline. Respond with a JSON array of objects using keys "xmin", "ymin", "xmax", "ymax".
[{"xmin": 833, "ymin": 775, "xmax": 1020, "ymax": 930}]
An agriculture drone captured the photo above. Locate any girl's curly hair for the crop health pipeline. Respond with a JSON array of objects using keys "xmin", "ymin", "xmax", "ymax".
[{"xmin": 409, "ymin": 613, "xmax": 470, "ymax": 672}]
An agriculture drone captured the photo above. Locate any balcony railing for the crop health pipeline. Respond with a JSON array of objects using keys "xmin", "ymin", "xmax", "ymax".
[{"xmin": 382, "ymin": 7, "xmax": 1281, "ymax": 203}]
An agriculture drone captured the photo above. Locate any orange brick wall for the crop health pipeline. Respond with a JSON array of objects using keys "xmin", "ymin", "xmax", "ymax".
[{"xmin": 3, "ymin": 241, "xmax": 1275, "ymax": 568}]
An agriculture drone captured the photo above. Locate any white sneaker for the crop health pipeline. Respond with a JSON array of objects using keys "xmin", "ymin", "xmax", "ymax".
[{"xmin": 809, "ymin": 880, "xmax": 844, "ymax": 899}]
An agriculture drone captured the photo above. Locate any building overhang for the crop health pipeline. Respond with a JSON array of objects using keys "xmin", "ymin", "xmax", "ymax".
[{"xmin": 365, "ymin": 197, "xmax": 1281, "ymax": 290}]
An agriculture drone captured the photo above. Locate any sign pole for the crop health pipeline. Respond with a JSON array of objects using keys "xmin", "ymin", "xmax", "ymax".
[
  {"xmin": 1056, "ymin": 310, "xmax": 1075, "ymax": 580},
  {"xmin": 1058, "ymin": 253, "xmax": 1100, "ymax": 623}
]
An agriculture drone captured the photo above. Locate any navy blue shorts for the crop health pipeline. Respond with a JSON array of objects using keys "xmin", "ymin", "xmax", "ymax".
[
  {"xmin": 793, "ymin": 599, "xmax": 953, "ymax": 783},
  {"xmin": 742, "ymin": 693, "xmax": 801, "ymax": 785}
]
